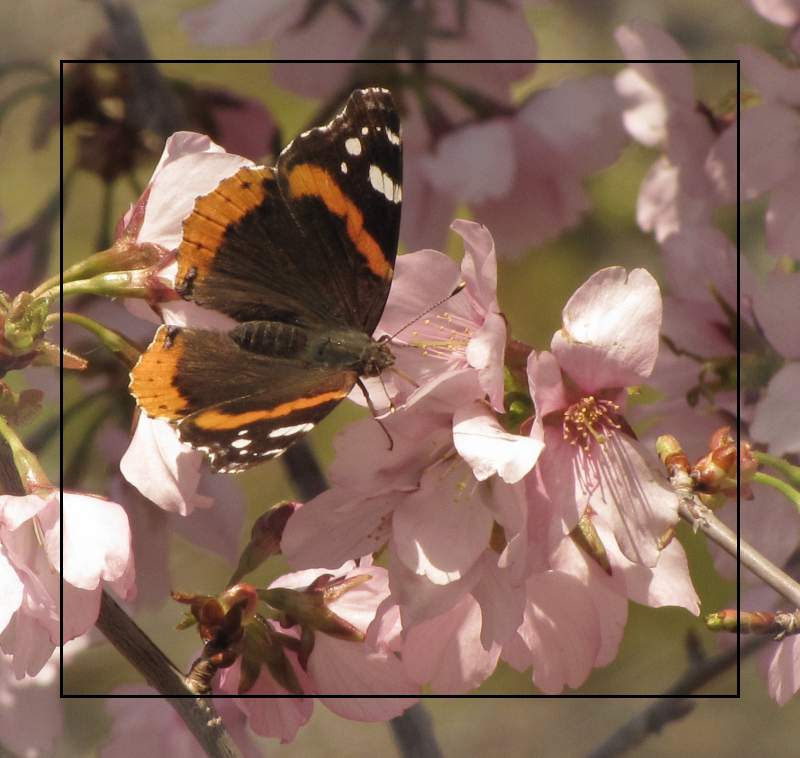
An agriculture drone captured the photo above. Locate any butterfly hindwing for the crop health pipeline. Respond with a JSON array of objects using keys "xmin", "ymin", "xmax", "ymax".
[{"xmin": 130, "ymin": 325, "xmax": 357, "ymax": 472}]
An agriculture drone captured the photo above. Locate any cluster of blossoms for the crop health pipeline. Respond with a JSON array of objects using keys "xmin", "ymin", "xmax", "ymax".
[
  {"xmin": 3, "ymin": 2, "xmax": 800, "ymax": 754},
  {"xmin": 616, "ymin": 17, "xmax": 800, "ymax": 704}
]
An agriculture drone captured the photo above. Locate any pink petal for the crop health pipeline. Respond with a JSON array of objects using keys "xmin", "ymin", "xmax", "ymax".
[
  {"xmin": 377, "ymin": 249, "xmax": 461, "ymax": 339},
  {"xmin": 466, "ymin": 311, "xmax": 507, "ymax": 412},
  {"xmin": 398, "ymin": 150, "xmax": 457, "ymax": 253},
  {"xmin": 0, "ymin": 493, "xmax": 52, "ymax": 530},
  {"xmin": 527, "ymin": 75, "xmax": 628, "ymax": 172},
  {"xmin": 750, "ymin": 363, "xmax": 800, "ymax": 455},
  {"xmin": 452, "ymin": 219, "xmax": 499, "ymax": 314},
  {"xmin": 182, "ymin": 0, "xmax": 300, "ymax": 46},
  {"xmin": 392, "ymin": 466, "xmax": 493, "ymax": 585},
  {"xmin": 753, "ymin": 271, "xmax": 800, "ymax": 359},
  {"xmin": 552, "ymin": 267, "xmax": 662, "ymax": 391},
  {"xmin": 660, "ymin": 226, "xmax": 737, "ymax": 309},
  {"xmin": 740, "ymin": 44, "xmax": 800, "ymax": 106},
  {"xmin": 503, "ymin": 571, "xmax": 601, "ymax": 693},
  {"xmin": 767, "ymin": 172, "xmax": 800, "ymax": 260},
  {"xmin": 472, "ymin": 120, "xmax": 590, "ymax": 258},
  {"xmin": 539, "ymin": 432, "xmax": 678, "ymax": 567},
  {"xmin": 740, "ymin": 104, "xmax": 800, "ymax": 199},
  {"xmin": 615, "ymin": 68, "xmax": 669, "ymax": 146},
  {"xmin": 234, "ymin": 688, "xmax": 312, "ymax": 744},
  {"xmin": 750, "ymin": 0, "xmax": 800, "ymax": 24},
  {"xmin": 281, "ymin": 488, "xmax": 397, "ymax": 571},
  {"xmin": 404, "ymin": 594, "xmax": 500, "ymax": 693},
  {"xmin": 470, "ymin": 553, "xmax": 527, "ymax": 649},
  {"xmin": 427, "ymin": 2, "xmax": 537, "ymax": 81},
  {"xmin": 61, "ymin": 582, "xmax": 101, "ymax": 642},
  {"xmin": 59, "ymin": 493, "xmax": 133, "ymax": 590},
  {"xmin": 139, "ymin": 139, "xmax": 252, "ymax": 249},
  {"xmin": 765, "ymin": 635, "xmax": 800, "ymax": 705},
  {"xmin": 0, "ymin": 549, "xmax": 23, "ymax": 634},
  {"xmin": 120, "ymin": 416, "xmax": 212, "ymax": 515},
  {"xmin": 311, "ymin": 636, "xmax": 419, "ymax": 712},
  {"xmin": 706, "ymin": 125, "xmax": 738, "ymax": 204},
  {"xmin": 615, "ymin": 22, "xmax": 693, "ymax": 105},
  {"xmin": 527, "ymin": 350, "xmax": 569, "ymax": 417},
  {"xmin": 453, "ymin": 404, "xmax": 542, "ymax": 484},
  {"xmin": 422, "ymin": 120, "xmax": 516, "ymax": 204},
  {"xmin": 386, "ymin": 550, "xmax": 482, "ymax": 632},
  {"xmin": 0, "ymin": 652, "xmax": 63, "ymax": 758},
  {"xmin": 549, "ymin": 534, "xmax": 629, "ymax": 667}
]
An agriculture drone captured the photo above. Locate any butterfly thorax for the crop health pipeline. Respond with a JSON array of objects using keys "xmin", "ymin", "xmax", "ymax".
[{"xmin": 230, "ymin": 321, "xmax": 393, "ymax": 377}]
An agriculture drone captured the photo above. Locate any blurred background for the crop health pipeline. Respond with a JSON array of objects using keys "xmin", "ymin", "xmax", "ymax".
[{"xmin": 1, "ymin": 0, "xmax": 797, "ymax": 756}]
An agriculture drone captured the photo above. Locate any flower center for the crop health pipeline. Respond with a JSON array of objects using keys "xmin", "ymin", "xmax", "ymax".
[
  {"xmin": 562, "ymin": 396, "xmax": 621, "ymax": 450},
  {"xmin": 406, "ymin": 309, "xmax": 474, "ymax": 361}
]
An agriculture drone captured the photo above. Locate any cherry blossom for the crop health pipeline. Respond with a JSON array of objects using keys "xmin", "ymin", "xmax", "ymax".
[
  {"xmin": 0, "ymin": 491, "xmax": 135, "ymax": 677},
  {"xmin": 527, "ymin": 267, "xmax": 678, "ymax": 567},
  {"xmin": 214, "ymin": 564, "xmax": 418, "ymax": 733},
  {"xmin": 363, "ymin": 219, "xmax": 506, "ymax": 413},
  {"xmin": 283, "ymin": 371, "xmax": 542, "ymax": 675}
]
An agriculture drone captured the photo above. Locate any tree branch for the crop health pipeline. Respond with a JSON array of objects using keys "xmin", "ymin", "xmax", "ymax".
[
  {"xmin": 678, "ymin": 499, "xmax": 800, "ymax": 608},
  {"xmin": 585, "ymin": 636, "xmax": 765, "ymax": 758},
  {"xmin": 95, "ymin": 591, "xmax": 243, "ymax": 758}
]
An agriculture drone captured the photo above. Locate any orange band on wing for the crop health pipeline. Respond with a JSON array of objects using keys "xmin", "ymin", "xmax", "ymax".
[
  {"xmin": 191, "ymin": 389, "xmax": 348, "ymax": 430},
  {"xmin": 177, "ymin": 166, "xmax": 272, "ymax": 287},
  {"xmin": 287, "ymin": 163, "xmax": 392, "ymax": 280},
  {"xmin": 129, "ymin": 326, "xmax": 189, "ymax": 420}
]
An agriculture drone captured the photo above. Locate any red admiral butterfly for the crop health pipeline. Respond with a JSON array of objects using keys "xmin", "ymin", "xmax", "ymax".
[{"xmin": 130, "ymin": 88, "xmax": 401, "ymax": 473}]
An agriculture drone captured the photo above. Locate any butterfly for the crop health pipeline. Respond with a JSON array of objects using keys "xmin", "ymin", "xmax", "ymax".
[{"xmin": 130, "ymin": 88, "xmax": 402, "ymax": 473}]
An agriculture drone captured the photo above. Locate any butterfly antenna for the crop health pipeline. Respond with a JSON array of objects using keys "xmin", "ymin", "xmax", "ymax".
[
  {"xmin": 388, "ymin": 281, "xmax": 466, "ymax": 341},
  {"xmin": 356, "ymin": 378, "xmax": 394, "ymax": 451}
]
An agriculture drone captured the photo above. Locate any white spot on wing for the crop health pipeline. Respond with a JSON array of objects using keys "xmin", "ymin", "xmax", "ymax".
[
  {"xmin": 340, "ymin": 162, "xmax": 348, "ymax": 174},
  {"xmin": 361, "ymin": 126, "xmax": 369, "ymax": 135},
  {"xmin": 345, "ymin": 137, "xmax": 362, "ymax": 156},
  {"xmin": 385, "ymin": 128, "xmax": 400, "ymax": 146},
  {"xmin": 269, "ymin": 423, "xmax": 315, "ymax": 438},
  {"xmin": 369, "ymin": 164, "xmax": 401, "ymax": 204},
  {"xmin": 231, "ymin": 438, "xmax": 251, "ymax": 449}
]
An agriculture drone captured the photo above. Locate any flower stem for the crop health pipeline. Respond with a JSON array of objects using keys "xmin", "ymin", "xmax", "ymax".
[
  {"xmin": 54, "ymin": 312, "xmax": 141, "ymax": 367},
  {"xmin": 751, "ymin": 471, "xmax": 800, "ymax": 515},
  {"xmin": 0, "ymin": 415, "xmax": 49, "ymax": 495},
  {"xmin": 754, "ymin": 450, "xmax": 800, "ymax": 490}
]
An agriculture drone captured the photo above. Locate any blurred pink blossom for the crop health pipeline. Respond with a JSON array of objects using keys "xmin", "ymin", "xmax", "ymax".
[
  {"xmin": 722, "ymin": 46, "xmax": 800, "ymax": 259},
  {"xmin": 749, "ymin": 269, "xmax": 800, "ymax": 456},
  {"xmin": 184, "ymin": 2, "xmax": 537, "ymax": 99},
  {"xmin": 0, "ymin": 491, "xmax": 135, "ymax": 678},
  {"xmin": 103, "ymin": 684, "xmax": 265, "ymax": 757},
  {"xmin": 615, "ymin": 21, "xmax": 733, "ymax": 241},
  {"xmin": 0, "ymin": 645, "xmax": 69, "ymax": 757}
]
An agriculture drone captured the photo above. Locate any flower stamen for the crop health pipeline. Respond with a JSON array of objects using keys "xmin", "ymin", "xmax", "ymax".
[{"xmin": 562, "ymin": 397, "xmax": 621, "ymax": 450}]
